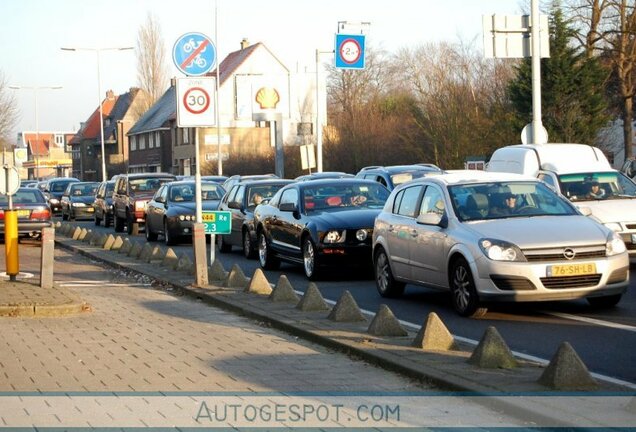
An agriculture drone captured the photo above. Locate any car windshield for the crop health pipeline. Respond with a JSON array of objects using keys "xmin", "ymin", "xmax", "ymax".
[
  {"xmin": 302, "ymin": 183, "xmax": 389, "ymax": 212},
  {"xmin": 70, "ymin": 184, "xmax": 98, "ymax": 196},
  {"xmin": 130, "ymin": 178, "xmax": 173, "ymax": 195},
  {"xmin": 449, "ymin": 181, "xmax": 577, "ymax": 222},
  {"xmin": 0, "ymin": 189, "xmax": 44, "ymax": 205},
  {"xmin": 558, "ymin": 171, "xmax": 636, "ymax": 202},
  {"xmin": 391, "ymin": 170, "xmax": 437, "ymax": 186},
  {"xmin": 51, "ymin": 181, "xmax": 75, "ymax": 192},
  {"xmin": 169, "ymin": 183, "xmax": 224, "ymax": 202}
]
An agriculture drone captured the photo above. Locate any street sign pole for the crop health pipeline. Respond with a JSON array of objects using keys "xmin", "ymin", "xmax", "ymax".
[{"xmin": 530, "ymin": 0, "xmax": 544, "ymax": 145}]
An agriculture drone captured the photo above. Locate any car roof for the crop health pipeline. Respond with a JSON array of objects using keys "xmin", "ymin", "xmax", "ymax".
[
  {"xmin": 358, "ymin": 164, "xmax": 442, "ymax": 174},
  {"xmin": 293, "ymin": 178, "xmax": 386, "ymax": 188},
  {"xmin": 236, "ymin": 179, "xmax": 294, "ymax": 187},
  {"xmin": 124, "ymin": 173, "xmax": 176, "ymax": 179},
  {"xmin": 410, "ymin": 170, "xmax": 537, "ymax": 186}
]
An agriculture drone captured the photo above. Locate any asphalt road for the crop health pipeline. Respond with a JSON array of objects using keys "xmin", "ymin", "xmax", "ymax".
[{"xmin": 59, "ymin": 219, "xmax": 636, "ymax": 387}]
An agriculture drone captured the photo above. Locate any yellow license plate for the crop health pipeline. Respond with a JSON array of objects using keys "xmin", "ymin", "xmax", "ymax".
[
  {"xmin": 87, "ymin": 207, "xmax": 94, "ymax": 212},
  {"xmin": 16, "ymin": 209, "xmax": 30, "ymax": 217},
  {"xmin": 547, "ymin": 263, "xmax": 596, "ymax": 277}
]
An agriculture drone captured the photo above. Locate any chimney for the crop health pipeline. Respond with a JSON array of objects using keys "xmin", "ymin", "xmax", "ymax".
[
  {"xmin": 241, "ymin": 38, "xmax": 249, "ymax": 50},
  {"xmin": 106, "ymin": 89, "xmax": 115, "ymax": 100}
]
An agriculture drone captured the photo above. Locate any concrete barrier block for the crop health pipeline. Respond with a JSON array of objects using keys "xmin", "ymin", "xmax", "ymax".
[
  {"xmin": 296, "ymin": 283, "xmax": 329, "ymax": 312},
  {"xmin": 468, "ymin": 326, "xmax": 517, "ymax": 369},
  {"xmin": 79, "ymin": 228, "xmax": 89, "ymax": 241},
  {"xmin": 118, "ymin": 238, "xmax": 132, "ymax": 254},
  {"xmin": 71, "ymin": 227, "xmax": 82, "ymax": 240},
  {"xmin": 138, "ymin": 243, "xmax": 153, "ymax": 261},
  {"xmin": 96, "ymin": 233, "xmax": 108, "ymax": 247},
  {"xmin": 367, "ymin": 304, "xmax": 407, "ymax": 336},
  {"xmin": 244, "ymin": 268, "xmax": 272, "ymax": 295},
  {"xmin": 412, "ymin": 312, "xmax": 458, "ymax": 351},
  {"xmin": 128, "ymin": 242, "xmax": 143, "ymax": 258},
  {"xmin": 110, "ymin": 236, "xmax": 124, "ymax": 251},
  {"xmin": 538, "ymin": 342, "xmax": 598, "ymax": 390},
  {"xmin": 328, "ymin": 290, "xmax": 366, "ymax": 322},
  {"xmin": 148, "ymin": 246, "xmax": 164, "ymax": 263},
  {"xmin": 176, "ymin": 254, "xmax": 193, "ymax": 273},
  {"xmin": 269, "ymin": 275, "xmax": 300, "ymax": 303},
  {"xmin": 162, "ymin": 248, "xmax": 179, "ymax": 269},
  {"xmin": 209, "ymin": 260, "xmax": 227, "ymax": 281},
  {"xmin": 103, "ymin": 234, "xmax": 116, "ymax": 250},
  {"xmin": 224, "ymin": 264, "xmax": 249, "ymax": 289}
]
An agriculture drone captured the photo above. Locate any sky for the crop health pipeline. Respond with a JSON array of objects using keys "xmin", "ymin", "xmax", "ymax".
[{"xmin": 1, "ymin": 0, "xmax": 523, "ymax": 140}]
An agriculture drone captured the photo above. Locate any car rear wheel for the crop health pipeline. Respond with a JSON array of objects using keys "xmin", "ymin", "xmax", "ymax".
[
  {"xmin": 587, "ymin": 294, "xmax": 622, "ymax": 308},
  {"xmin": 450, "ymin": 258, "xmax": 487, "ymax": 318},
  {"xmin": 258, "ymin": 231, "xmax": 280, "ymax": 270},
  {"xmin": 94, "ymin": 213, "xmax": 101, "ymax": 226},
  {"xmin": 374, "ymin": 247, "xmax": 405, "ymax": 298},
  {"xmin": 62, "ymin": 211, "xmax": 68, "ymax": 221},
  {"xmin": 302, "ymin": 237, "xmax": 322, "ymax": 280},
  {"xmin": 217, "ymin": 233, "xmax": 232, "ymax": 253},
  {"xmin": 114, "ymin": 215, "xmax": 124, "ymax": 232},
  {"xmin": 145, "ymin": 221, "xmax": 158, "ymax": 241},
  {"xmin": 104, "ymin": 214, "xmax": 112, "ymax": 228},
  {"xmin": 164, "ymin": 220, "xmax": 178, "ymax": 246},
  {"xmin": 243, "ymin": 229, "xmax": 255, "ymax": 259}
]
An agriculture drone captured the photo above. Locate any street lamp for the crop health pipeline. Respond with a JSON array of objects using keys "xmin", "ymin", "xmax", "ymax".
[
  {"xmin": 9, "ymin": 85, "xmax": 63, "ymax": 181},
  {"xmin": 60, "ymin": 46, "xmax": 134, "ymax": 182}
]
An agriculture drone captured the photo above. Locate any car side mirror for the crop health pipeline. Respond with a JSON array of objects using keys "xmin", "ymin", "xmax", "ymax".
[
  {"xmin": 416, "ymin": 212, "xmax": 447, "ymax": 228},
  {"xmin": 279, "ymin": 202, "xmax": 297, "ymax": 212},
  {"xmin": 228, "ymin": 201, "xmax": 242, "ymax": 210}
]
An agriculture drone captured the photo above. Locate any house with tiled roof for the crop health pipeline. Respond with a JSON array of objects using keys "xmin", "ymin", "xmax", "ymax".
[
  {"xmin": 16, "ymin": 131, "xmax": 75, "ymax": 180},
  {"xmin": 71, "ymin": 88, "xmax": 147, "ymax": 180},
  {"xmin": 128, "ymin": 39, "xmax": 317, "ymax": 176}
]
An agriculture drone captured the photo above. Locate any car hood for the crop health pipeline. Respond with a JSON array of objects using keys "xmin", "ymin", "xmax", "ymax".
[
  {"xmin": 309, "ymin": 208, "xmax": 380, "ymax": 229},
  {"xmin": 464, "ymin": 215, "xmax": 609, "ymax": 248},
  {"xmin": 573, "ymin": 198, "xmax": 636, "ymax": 224},
  {"xmin": 169, "ymin": 201, "xmax": 221, "ymax": 213}
]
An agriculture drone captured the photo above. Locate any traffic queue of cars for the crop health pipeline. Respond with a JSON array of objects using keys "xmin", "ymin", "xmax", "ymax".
[{"xmin": 5, "ymin": 161, "xmax": 631, "ymax": 317}]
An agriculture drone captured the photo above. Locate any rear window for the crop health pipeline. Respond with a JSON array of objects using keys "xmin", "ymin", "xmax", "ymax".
[
  {"xmin": 0, "ymin": 189, "xmax": 45, "ymax": 205},
  {"xmin": 51, "ymin": 181, "xmax": 76, "ymax": 192},
  {"xmin": 129, "ymin": 177, "xmax": 174, "ymax": 194},
  {"xmin": 70, "ymin": 184, "xmax": 98, "ymax": 196}
]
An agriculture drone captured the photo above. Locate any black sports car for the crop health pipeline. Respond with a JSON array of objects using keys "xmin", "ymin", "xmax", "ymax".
[
  {"xmin": 253, "ymin": 179, "xmax": 390, "ymax": 279},
  {"xmin": 145, "ymin": 181, "xmax": 225, "ymax": 245}
]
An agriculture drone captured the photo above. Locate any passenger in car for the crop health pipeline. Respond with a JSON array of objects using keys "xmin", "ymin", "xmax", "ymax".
[{"xmin": 490, "ymin": 193, "xmax": 517, "ymax": 216}]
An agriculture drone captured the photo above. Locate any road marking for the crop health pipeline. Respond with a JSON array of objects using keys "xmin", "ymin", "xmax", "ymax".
[
  {"xmin": 58, "ymin": 280, "xmax": 152, "ymax": 288},
  {"xmin": 309, "ymin": 292, "xmax": 636, "ymax": 390},
  {"xmin": 542, "ymin": 311, "xmax": 636, "ymax": 333}
]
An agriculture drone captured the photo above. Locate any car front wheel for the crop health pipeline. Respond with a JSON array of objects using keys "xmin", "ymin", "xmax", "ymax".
[
  {"xmin": 217, "ymin": 233, "xmax": 232, "ymax": 253},
  {"xmin": 450, "ymin": 258, "xmax": 487, "ymax": 318},
  {"xmin": 145, "ymin": 220, "xmax": 158, "ymax": 241},
  {"xmin": 243, "ymin": 229, "xmax": 255, "ymax": 259},
  {"xmin": 374, "ymin": 247, "xmax": 405, "ymax": 298},
  {"xmin": 164, "ymin": 220, "xmax": 178, "ymax": 246},
  {"xmin": 302, "ymin": 237, "xmax": 321, "ymax": 280},
  {"xmin": 258, "ymin": 231, "xmax": 280, "ymax": 270}
]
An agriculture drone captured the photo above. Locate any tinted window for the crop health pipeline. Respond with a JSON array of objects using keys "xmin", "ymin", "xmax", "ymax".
[
  {"xmin": 396, "ymin": 186, "xmax": 423, "ymax": 217},
  {"xmin": 69, "ymin": 183, "xmax": 98, "ymax": 196},
  {"xmin": 51, "ymin": 181, "xmax": 76, "ymax": 192},
  {"xmin": 129, "ymin": 177, "xmax": 173, "ymax": 194},
  {"xmin": 280, "ymin": 189, "xmax": 298, "ymax": 206},
  {"xmin": 0, "ymin": 189, "xmax": 45, "ymax": 205}
]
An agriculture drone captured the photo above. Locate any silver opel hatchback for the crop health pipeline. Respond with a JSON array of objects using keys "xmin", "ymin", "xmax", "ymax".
[{"xmin": 372, "ymin": 171, "xmax": 629, "ymax": 317}]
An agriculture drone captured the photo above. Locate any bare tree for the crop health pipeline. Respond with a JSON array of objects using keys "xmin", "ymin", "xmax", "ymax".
[
  {"xmin": 566, "ymin": 0, "xmax": 612, "ymax": 56},
  {"xmin": 0, "ymin": 71, "xmax": 19, "ymax": 149},
  {"xmin": 136, "ymin": 13, "xmax": 169, "ymax": 113}
]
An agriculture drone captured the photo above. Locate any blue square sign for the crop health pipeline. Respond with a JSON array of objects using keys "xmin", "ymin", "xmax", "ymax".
[{"xmin": 335, "ymin": 34, "xmax": 366, "ymax": 70}]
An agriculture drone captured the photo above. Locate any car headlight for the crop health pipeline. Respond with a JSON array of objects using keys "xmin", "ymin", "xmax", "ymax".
[
  {"xmin": 355, "ymin": 229, "xmax": 368, "ymax": 241},
  {"xmin": 606, "ymin": 232, "xmax": 626, "ymax": 256},
  {"xmin": 604, "ymin": 222, "xmax": 622, "ymax": 232},
  {"xmin": 323, "ymin": 230, "xmax": 346, "ymax": 243},
  {"xmin": 178, "ymin": 215, "xmax": 195, "ymax": 221},
  {"xmin": 479, "ymin": 238, "xmax": 526, "ymax": 262},
  {"xmin": 72, "ymin": 202, "xmax": 86, "ymax": 207},
  {"xmin": 49, "ymin": 198, "xmax": 59, "ymax": 204}
]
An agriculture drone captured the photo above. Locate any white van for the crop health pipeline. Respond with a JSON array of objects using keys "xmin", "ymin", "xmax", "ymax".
[{"xmin": 487, "ymin": 143, "xmax": 636, "ymax": 259}]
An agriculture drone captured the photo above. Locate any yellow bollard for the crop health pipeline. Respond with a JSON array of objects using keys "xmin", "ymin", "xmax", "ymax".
[{"xmin": 4, "ymin": 210, "xmax": 19, "ymax": 281}]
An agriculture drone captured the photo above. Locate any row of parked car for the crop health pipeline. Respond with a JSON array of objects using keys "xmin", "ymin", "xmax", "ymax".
[{"xmin": 4, "ymin": 157, "xmax": 631, "ymax": 317}]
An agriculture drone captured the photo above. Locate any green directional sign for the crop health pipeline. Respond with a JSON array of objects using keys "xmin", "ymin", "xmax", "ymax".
[{"xmin": 202, "ymin": 211, "xmax": 231, "ymax": 234}]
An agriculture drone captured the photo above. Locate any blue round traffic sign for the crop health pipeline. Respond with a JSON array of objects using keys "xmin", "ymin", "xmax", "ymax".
[{"xmin": 172, "ymin": 32, "xmax": 216, "ymax": 76}]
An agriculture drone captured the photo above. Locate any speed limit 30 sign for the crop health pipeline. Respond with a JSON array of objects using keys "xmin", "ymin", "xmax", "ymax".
[{"xmin": 176, "ymin": 77, "xmax": 217, "ymax": 127}]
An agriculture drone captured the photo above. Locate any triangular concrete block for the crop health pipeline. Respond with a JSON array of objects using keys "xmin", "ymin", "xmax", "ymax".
[
  {"xmin": 244, "ymin": 268, "xmax": 272, "ymax": 295},
  {"xmin": 224, "ymin": 264, "xmax": 249, "ymax": 288},
  {"xmin": 176, "ymin": 254, "xmax": 193, "ymax": 273},
  {"xmin": 89, "ymin": 232, "xmax": 100, "ymax": 245},
  {"xmin": 269, "ymin": 275, "xmax": 300, "ymax": 303},
  {"xmin": 70, "ymin": 226, "xmax": 81, "ymax": 240},
  {"xmin": 296, "ymin": 283, "xmax": 329, "ymax": 312},
  {"xmin": 162, "ymin": 248, "xmax": 179, "ymax": 269},
  {"xmin": 97, "ymin": 234, "xmax": 108, "ymax": 247},
  {"xmin": 412, "ymin": 312, "xmax": 458, "ymax": 351},
  {"xmin": 111, "ymin": 236, "xmax": 124, "ymax": 250},
  {"xmin": 53, "ymin": 221, "xmax": 61, "ymax": 228},
  {"xmin": 103, "ymin": 234, "xmax": 116, "ymax": 250},
  {"xmin": 59, "ymin": 224, "xmax": 68, "ymax": 235},
  {"xmin": 538, "ymin": 342, "xmax": 598, "ymax": 390},
  {"xmin": 128, "ymin": 242, "xmax": 143, "ymax": 258},
  {"xmin": 118, "ymin": 238, "xmax": 132, "ymax": 254},
  {"xmin": 468, "ymin": 326, "xmax": 517, "ymax": 369},
  {"xmin": 148, "ymin": 246, "xmax": 164, "ymax": 263},
  {"xmin": 138, "ymin": 243, "xmax": 153, "ymax": 261},
  {"xmin": 208, "ymin": 260, "xmax": 227, "ymax": 281},
  {"xmin": 368, "ymin": 304, "xmax": 407, "ymax": 336},
  {"xmin": 328, "ymin": 290, "xmax": 366, "ymax": 322}
]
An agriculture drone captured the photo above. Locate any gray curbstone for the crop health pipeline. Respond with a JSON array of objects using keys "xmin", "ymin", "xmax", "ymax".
[
  {"xmin": 468, "ymin": 326, "xmax": 517, "ymax": 369},
  {"xmin": 71, "ymin": 227, "xmax": 82, "ymax": 240},
  {"xmin": 118, "ymin": 238, "xmax": 132, "ymax": 254},
  {"xmin": 176, "ymin": 254, "xmax": 193, "ymax": 273},
  {"xmin": 626, "ymin": 397, "xmax": 636, "ymax": 413},
  {"xmin": 296, "ymin": 282, "xmax": 330, "ymax": 312},
  {"xmin": 148, "ymin": 246, "xmax": 164, "ymax": 263},
  {"xmin": 367, "ymin": 304, "xmax": 408, "ymax": 337},
  {"xmin": 412, "ymin": 312, "xmax": 458, "ymax": 351},
  {"xmin": 328, "ymin": 290, "xmax": 366, "ymax": 322},
  {"xmin": 138, "ymin": 243, "xmax": 153, "ymax": 261},
  {"xmin": 128, "ymin": 241, "xmax": 143, "ymax": 258},
  {"xmin": 269, "ymin": 275, "xmax": 300, "ymax": 303},
  {"xmin": 538, "ymin": 342, "xmax": 598, "ymax": 390},
  {"xmin": 244, "ymin": 268, "xmax": 272, "ymax": 295},
  {"xmin": 209, "ymin": 260, "xmax": 227, "ymax": 282},
  {"xmin": 224, "ymin": 264, "xmax": 250, "ymax": 289},
  {"xmin": 103, "ymin": 234, "xmax": 116, "ymax": 250},
  {"xmin": 162, "ymin": 248, "xmax": 179, "ymax": 269}
]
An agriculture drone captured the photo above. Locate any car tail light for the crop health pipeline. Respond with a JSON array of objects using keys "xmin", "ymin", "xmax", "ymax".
[
  {"xmin": 0, "ymin": 210, "xmax": 4, "ymax": 220},
  {"xmin": 30, "ymin": 208, "xmax": 51, "ymax": 220}
]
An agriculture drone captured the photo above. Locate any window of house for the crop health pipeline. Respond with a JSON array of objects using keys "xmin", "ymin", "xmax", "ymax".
[
  {"xmin": 131, "ymin": 135, "xmax": 137, "ymax": 151},
  {"xmin": 182, "ymin": 128, "xmax": 189, "ymax": 144},
  {"xmin": 54, "ymin": 135, "xmax": 64, "ymax": 146},
  {"xmin": 139, "ymin": 135, "xmax": 146, "ymax": 150},
  {"xmin": 155, "ymin": 131, "xmax": 161, "ymax": 148},
  {"xmin": 149, "ymin": 133, "xmax": 154, "ymax": 149}
]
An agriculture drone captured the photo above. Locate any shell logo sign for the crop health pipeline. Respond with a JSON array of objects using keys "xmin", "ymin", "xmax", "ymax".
[{"xmin": 255, "ymin": 87, "xmax": 280, "ymax": 110}]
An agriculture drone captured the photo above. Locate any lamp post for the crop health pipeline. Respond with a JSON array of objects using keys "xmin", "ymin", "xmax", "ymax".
[
  {"xmin": 9, "ymin": 85, "xmax": 62, "ymax": 181},
  {"xmin": 60, "ymin": 46, "xmax": 134, "ymax": 182},
  {"xmin": 315, "ymin": 49, "xmax": 334, "ymax": 173}
]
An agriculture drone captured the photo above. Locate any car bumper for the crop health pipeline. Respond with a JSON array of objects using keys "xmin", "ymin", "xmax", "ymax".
[
  {"xmin": 317, "ymin": 243, "xmax": 372, "ymax": 267},
  {"xmin": 0, "ymin": 221, "xmax": 52, "ymax": 235},
  {"xmin": 71, "ymin": 207, "xmax": 95, "ymax": 219},
  {"xmin": 471, "ymin": 253, "xmax": 629, "ymax": 302},
  {"xmin": 166, "ymin": 219, "xmax": 195, "ymax": 237},
  {"xmin": 50, "ymin": 204, "xmax": 62, "ymax": 213}
]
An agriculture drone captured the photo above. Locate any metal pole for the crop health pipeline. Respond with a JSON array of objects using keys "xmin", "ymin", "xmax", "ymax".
[
  {"xmin": 97, "ymin": 50, "xmax": 108, "ymax": 181},
  {"xmin": 34, "ymin": 88, "xmax": 39, "ymax": 181},
  {"xmin": 195, "ymin": 130, "xmax": 202, "ymax": 223},
  {"xmin": 315, "ymin": 49, "xmax": 323, "ymax": 172},
  {"xmin": 531, "ymin": 0, "xmax": 544, "ymax": 144},
  {"xmin": 215, "ymin": 0, "xmax": 222, "ymax": 176}
]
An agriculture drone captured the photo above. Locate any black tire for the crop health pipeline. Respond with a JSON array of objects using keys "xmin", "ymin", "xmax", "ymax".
[
  {"xmin": 258, "ymin": 231, "xmax": 280, "ymax": 270},
  {"xmin": 217, "ymin": 233, "xmax": 232, "ymax": 253},
  {"xmin": 114, "ymin": 215, "xmax": 124, "ymax": 232},
  {"xmin": 587, "ymin": 294, "xmax": 622, "ymax": 309},
  {"xmin": 302, "ymin": 236, "xmax": 322, "ymax": 280},
  {"xmin": 242, "ymin": 229, "xmax": 256, "ymax": 259},
  {"xmin": 104, "ymin": 214, "xmax": 112, "ymax": 228},
  {"xmin": 62, "ymin": 211, "xmax": 68, "ymax": 221},
  {"xmin": 145, "ymin": 220, "xmax": 158, "ymax": 241},
  {"xmin": 374, "ymin": 247, "xmax": 405, "ymax": 298},
  {"xmin": 68, "ymin": 210, "xmax": 75, "ymax": 221},
  {"xmin": 164, "ymin": 219, "xmax": 178, "ymax": 246},
  {"xmin": 450, "ymin": 258, "xmax": 487, "ymax": 318},
  {"xmin": 94, "ymin": 214, "xmax": 101, "ymax": 226}
]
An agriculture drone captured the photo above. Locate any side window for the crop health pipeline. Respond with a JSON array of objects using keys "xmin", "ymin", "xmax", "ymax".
[
  {"xmin": 392, "ymin": 190, "xmax": 405, "ymax": 214},
  {"xmin": 538, "ymin": 172, "xmax": 557, "ymax": 190},
  {"xmin": 377, "ymin": 176, "xmax": 388, "ymax": 187},
  {"xmin": 280, "ymin": 189, "xmax": 299, "ymax": 206},
  {"xmin": 226, "ymin": 185, "xmax": 239, "ymax": 204},
  {"xmin": 160, "ymin": 186, "xmax": 169, "ymax": 201},
  {"xmin": 153, "ymin": 186, "xmax": 164, "ymax": 200},
  {"xmin": 419, "ymin": 186, "xmax": 445, "ymax": 216},
  {"xmin": 234, "ymin": 186, "xmax": 246, "ymax": 205},
  {"xmin": 396, "ymin": 186, "xmax": 423, "ymax": 218}
]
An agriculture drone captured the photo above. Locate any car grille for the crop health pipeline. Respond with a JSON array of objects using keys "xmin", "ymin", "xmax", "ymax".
[
  {"xmin": 607, "ymin": 268, "xmax": 629, "ymax": 284},
  {"xmin": 491, "ymin": 276, "xmax": 536, "ymax": 291},
  {"xmin": 523, "ymin": 245, "xmax": 606, "ymax": 262},
  {"xmin": 539, "ymin": 274, "xmax": 601, "ymax": 289}
]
